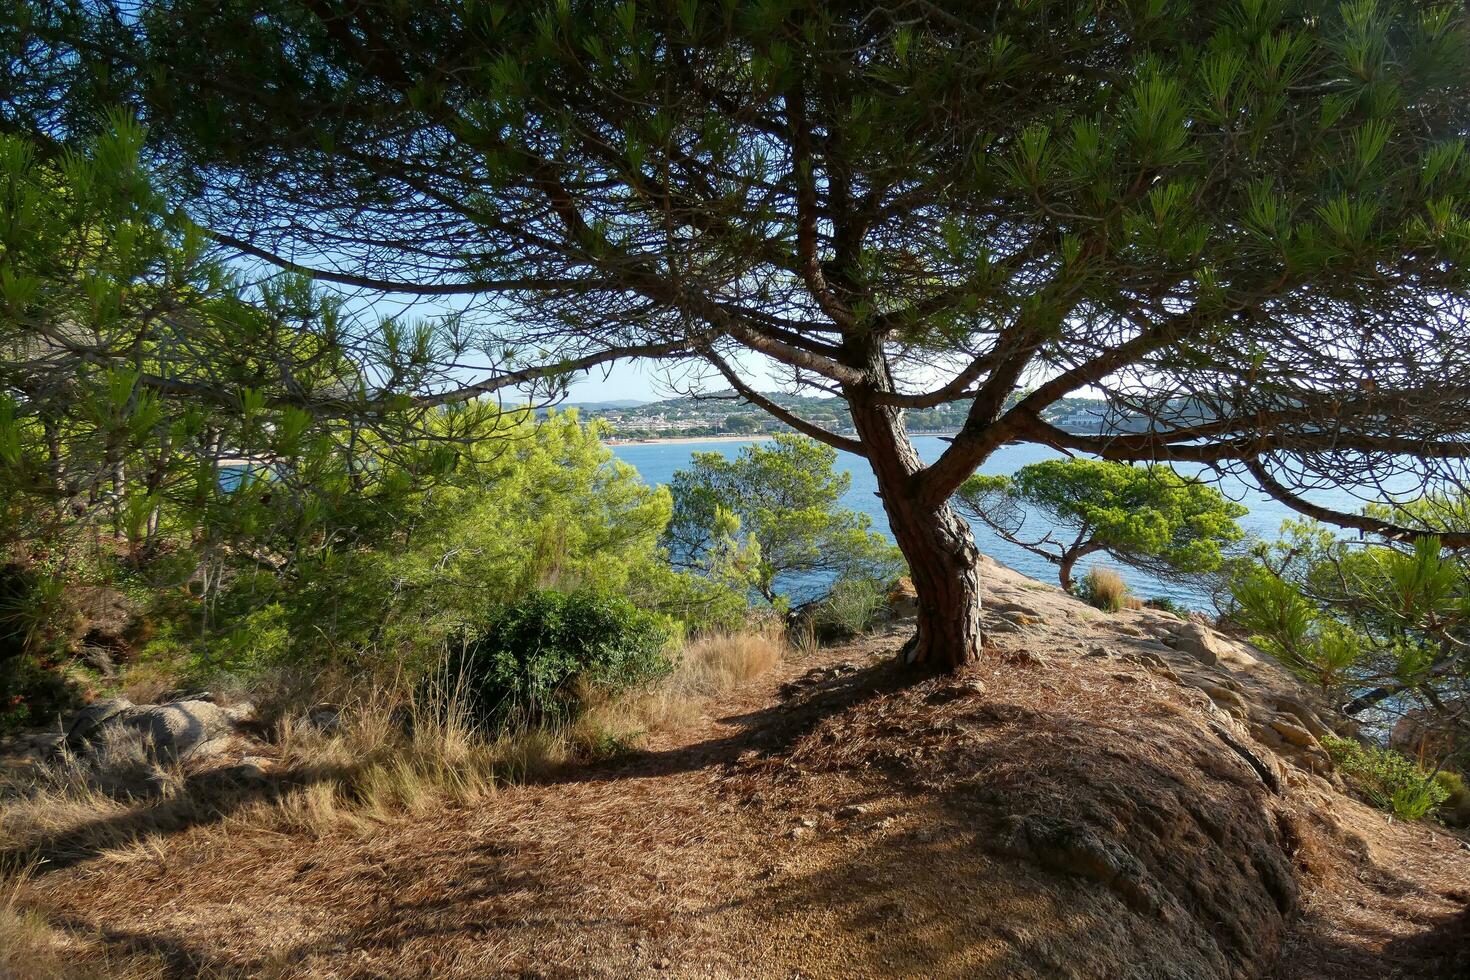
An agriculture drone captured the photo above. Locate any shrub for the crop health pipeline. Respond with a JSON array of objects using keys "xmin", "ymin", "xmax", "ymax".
[
  {"xmin": 0, "ymin": 657, "xmax": 77, "ymax": 736},
  {"xmin": 1321, "ymin": 734, "xmax": 1450, "ymax": 821},
  {"xmin": 1078, "ymin": 566, "xmax": 1130, "ymax": 613},
  {"xmin": 1144, "ymin": 596, "xmax": 1189, "ymax": 616},
  {"xmin": 810, "ymin": 575, "xmax": 889, "ymax": 640},
  {"xmin": 1432, "ymin": 770, "xmax": 1470, "ymax": 828},
  {"xmin": 451, "ymin": 590, "xmax": 674, "ymax": 729}
]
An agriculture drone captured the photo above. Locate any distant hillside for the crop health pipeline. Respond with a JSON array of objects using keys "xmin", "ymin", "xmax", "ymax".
[
  {"xmin": 534, "ymin": 398, "xmax": 653, "ymax": 414},
  {"xmin": 567, "ymin": 390, "xmax": 1143, "ymax": 440}
]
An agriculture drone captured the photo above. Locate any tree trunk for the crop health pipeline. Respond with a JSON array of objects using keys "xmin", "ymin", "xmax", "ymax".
[
  {"xmin": 1059, "ymin": 542, "xmax": 1103, "ymax": 592},
  {"xmin": 847, "ymin": 393, "xmax": 984, "ymax": 670},
  {"xmin": 1059, "ymin": 550, "xmax": 1080, "ymax": 593},
  {"xmin": 887, "ymin": 490, "xmax": 985, "ymax": 669}
]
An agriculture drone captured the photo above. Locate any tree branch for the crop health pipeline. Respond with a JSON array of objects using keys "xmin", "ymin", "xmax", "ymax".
[
  {"xmin": 1243, "ymin": 458, "xmax": 1470, "ymax": 549},
  {"xmin": 211, "ymin": 231, "xmax": 603, "ymax": 296}
]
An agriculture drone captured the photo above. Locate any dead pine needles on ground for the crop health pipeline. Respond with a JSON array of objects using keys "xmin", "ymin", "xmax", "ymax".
[{"xmin": 0, "ymin": 627, "xmax": 787, "ymax": 970}]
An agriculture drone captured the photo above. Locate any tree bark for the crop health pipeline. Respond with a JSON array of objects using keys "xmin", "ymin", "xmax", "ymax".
[
  {"xmin": 1059, "ymin": 550, "xmax": 1080, "ymax": 593},
  {"xmin": 1058, "ymin": 542, "xmax": 1103, "ymax": 592},
  {"xmin": 888, "ymin": 492, "xmax": 985, "ymax": 669},
  {"xmin": 848, "ymin": 393, "xmax": 984, "ymax": 670}
]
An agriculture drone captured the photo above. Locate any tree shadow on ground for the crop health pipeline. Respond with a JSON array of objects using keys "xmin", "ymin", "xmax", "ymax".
[
  {"xmin": 12, "ymin": 653, "xmax": 1467, "ymax": 979},
  {"xmin": 1, "ymin": 762, "xmax": 355, "ymax": 877},
  {"xmin": 1267, "ymin": 879, "xmax": 1470, "ymax": 979},
  {"xmin": 730, "ymin": 665, "xmax": 1470, "ymax": 980},
  {"xmin": 544, "ymin": 653, "xmax": 924, "ymax": 785}
]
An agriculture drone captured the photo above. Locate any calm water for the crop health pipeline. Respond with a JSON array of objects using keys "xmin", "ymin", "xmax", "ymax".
[{"xmin": 611, "ymin": 436, "xmax": 1384, "ymax": 611}]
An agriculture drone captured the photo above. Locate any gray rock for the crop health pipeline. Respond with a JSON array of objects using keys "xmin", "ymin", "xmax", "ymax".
[
  {"xmin": 124, "ymin": 700, "xmax": 235, "ymax": 760},
  {"xmin": 1171, "ymin": 622, "xmax": 1225, "ymax": 666},
  {"xmin": 159, "ymin": 689, "xmax": 215, "ymax": 705},
  {"xmin": 305, "ymin": 705, "xmax": 342, "ymax": 734},
  {"xmin": 64, "ymin": 698, "xmax": 136, "ymax": 751},
  {"xmin": 222, "ymin": 701, "xmax": 258, "ymax": 725}
]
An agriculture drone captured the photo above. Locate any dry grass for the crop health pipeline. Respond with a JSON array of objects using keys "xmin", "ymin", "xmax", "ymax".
[
  {"xmin": 0, "ymin": 626, "xmax": 784, "ymax": 864},
  {"xmin": 0, "ymin": 628, "xmax": 788, "ymax": 978},
  {"xmin": 1080, "ymin": 565, "xmax": 1131, "ymax": 612},
  {"xmin": 0, "ymin": 607, "xmax": 1466, "ymax": 979},
  {"xmin": 0, "ymin": 864, "xmax": 169, "ymax": 979},
  {"xmin": 573, "ymin": 627, "xmax": 785, "ymax": 749},
  {"xmin": 0, "ymin": 867, "xmax": 72, "ymax": 980}
]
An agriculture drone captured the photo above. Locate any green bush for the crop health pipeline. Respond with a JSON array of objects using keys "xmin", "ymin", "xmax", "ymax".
[
  {"xmin": 0, "ymin": 654, "xmax": 79, "ymax": 735},
  {"xmin": 451, "ymin": 589, "xmax": 674, "ymax": 729},
  {"xmin": 1144, "ymin": 596, "xmax": 1188, "ymax": 617},
  {"xmin": 1321, "ymin": 734, "xmax": 1450, "ymax": 821},
  {"xmin": 810, "ymin": 575, "xmax": 889, "ymax": 640},
  {"xmin": 1432, "ymin": 770, "xmax": 1470, "ymax": 828}
]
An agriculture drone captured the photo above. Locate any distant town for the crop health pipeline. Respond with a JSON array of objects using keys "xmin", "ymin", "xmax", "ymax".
[{"xmin": 551, "ymin": 392, "xmax": 1135, "ymax": 441}]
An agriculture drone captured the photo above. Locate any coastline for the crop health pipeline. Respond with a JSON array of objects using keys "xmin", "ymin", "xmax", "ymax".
[
  {"xmin": 605, "ymin": 431, "xmax": 959, "ymax": 446},
  {"xmin": 605, "ymin": 434, "xmax": 779, "ymax": 446}
]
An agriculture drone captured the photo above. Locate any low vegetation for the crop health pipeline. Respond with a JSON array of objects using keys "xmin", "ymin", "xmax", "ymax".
[
  {"xmin": 1077, "ymin": 566, "xmax": 1134, "ymax": 614},
  {"xmin": 0, "ymin": 628, "xmax": 786, "ymax": 862},
  {"xmin": 1226, "ymin": 519, "xmax": 1468, "ymax": 768},
  {"xmin": 1320, "ymin": 734, "xmax": 1454, "ymax": 823},
  {"xmin": 450, "ymin": 589, "xmax": 676, "ymax": 730}
]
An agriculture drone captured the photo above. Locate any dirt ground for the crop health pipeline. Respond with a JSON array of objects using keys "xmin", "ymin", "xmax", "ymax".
[{"xmin": 8, "ymin": 566, "xmax": 1470, "ymax": 979}]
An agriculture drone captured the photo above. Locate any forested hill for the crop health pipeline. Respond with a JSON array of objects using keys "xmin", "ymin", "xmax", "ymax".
[{"xmin": 559, "ymin": 392, "xmax": 1155, "ymax": 440}]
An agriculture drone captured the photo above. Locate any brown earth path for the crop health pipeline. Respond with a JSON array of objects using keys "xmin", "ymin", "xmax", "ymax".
[{"xmin": 15, "ymin": 566, "xmax": 1470, "ymax": 979}]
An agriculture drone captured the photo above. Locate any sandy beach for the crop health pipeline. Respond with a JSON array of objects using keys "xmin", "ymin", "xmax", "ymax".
[{"xmin": 604, "ymin": 433, "xmax": 780, "ymax": 446}]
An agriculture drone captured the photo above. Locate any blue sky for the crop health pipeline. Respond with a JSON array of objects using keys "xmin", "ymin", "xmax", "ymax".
[{"xmin": 567, "ymin": 359, "xmax": 669, "ymax": 403}]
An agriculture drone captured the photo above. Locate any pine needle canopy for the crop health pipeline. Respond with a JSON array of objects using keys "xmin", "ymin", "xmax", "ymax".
[{"xmin": 10, "ymin": 0, "xmax": 1470, "ymax": 662}]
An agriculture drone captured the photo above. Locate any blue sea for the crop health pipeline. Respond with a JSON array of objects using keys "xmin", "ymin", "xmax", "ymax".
[{"xmin": 610, "ymin": 436, "xmax": 1388, "ymax": 611}]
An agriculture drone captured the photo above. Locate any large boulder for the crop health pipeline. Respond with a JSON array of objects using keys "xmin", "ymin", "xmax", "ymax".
[
  {"xmin": 884, "ymin": 577, "xmax": 919, "ymax": 620},
  {"xmin": 64, "ymin": 696, "xmax": 241, "ymax": 761},
  {"xmin": 63, "ymin": 697, "xmax": 137, "ymax": 751},
  {"xmin": 125, "ymin": 699, "xmax": 237, "ymax": 760},
  {"xmin": 1170, "ymin": 622, "xmax": 1228, "ymax": 667}
]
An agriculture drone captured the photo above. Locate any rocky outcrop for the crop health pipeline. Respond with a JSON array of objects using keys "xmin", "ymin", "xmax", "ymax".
[
  {"xmin": 63, "ymin": 694, "xmax": 254, "ymax": 761},
  {"xmin": 952, "ymin": 560, "xmax": 1351, "ymax": 781},
  {"xmin": 883, "ymin": 577, "xmax": 919, "ymax": 619},
  {"xmin": 1169, "ymin": 621, "xmax": 1227, "ymax": 666}
]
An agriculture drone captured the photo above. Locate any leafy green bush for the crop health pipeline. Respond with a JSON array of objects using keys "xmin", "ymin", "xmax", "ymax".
[
  {"xmin": 1143, "ymin": 596, "xmax": 1189, "ymax": 617},
  {"xmin": 1321, "ymin": 734, "xmax": 1450, "ymax": 821},
  {"xmin": 451, "ymin": 590, "xmax": 674, "ymax": 729},
  {"xmin": 0, "ymin": 658, "xmax": 74, "ymax": 734},
  {"xmin": 1433, "ymin": 770, "xmax": 1470, "ymax": 828},
  {"xmin": 0, "ymin": 562, "xmax": 83, "ymax": 733}
]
